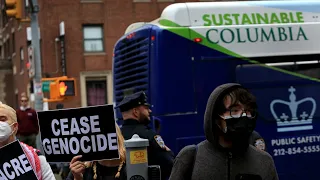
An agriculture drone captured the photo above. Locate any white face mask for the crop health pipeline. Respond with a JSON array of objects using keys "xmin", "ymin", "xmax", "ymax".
[{"xmin": 0, "ymin": 121, "xmax": 14, "ymax": 142}]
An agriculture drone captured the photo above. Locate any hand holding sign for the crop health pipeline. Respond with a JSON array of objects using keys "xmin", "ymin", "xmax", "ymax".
[
  {"xmin": 37, "ymin": 105, "xmax": 120, "ymax": 162},
  {"xmin": 69, "ymin": 155, "xmax": 86, "ymax": 180}
]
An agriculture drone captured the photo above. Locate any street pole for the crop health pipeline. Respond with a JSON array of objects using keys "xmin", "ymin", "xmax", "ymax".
[
  {"xmin": 30, "ymin": 0, "xmax": 43, "ymax": 111},
  {"xmin": 29, "ymin": 0, "xmax": 44, "ymax": 153}
]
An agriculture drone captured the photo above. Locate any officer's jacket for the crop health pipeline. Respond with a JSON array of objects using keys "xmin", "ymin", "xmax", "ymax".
[{"xmin": 121, "ymin": 119, "xmax": 174, "ymax": 180}]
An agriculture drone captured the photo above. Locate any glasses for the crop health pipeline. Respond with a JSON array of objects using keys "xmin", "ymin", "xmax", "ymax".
[
  {"xmin": 21, "ymin": 100, "xmax": 27, "ymax": 102},
  {"xmin": 225, "ymin": 107, "xmax": 257, "ymax": 119}
]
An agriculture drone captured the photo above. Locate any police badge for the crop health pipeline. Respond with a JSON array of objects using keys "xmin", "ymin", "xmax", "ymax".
[{"xmin": 154, "ymin": 135, "xmax": 166, "ymax": 149}]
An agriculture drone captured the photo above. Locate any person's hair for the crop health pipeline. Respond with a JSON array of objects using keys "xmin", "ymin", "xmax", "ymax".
[
  {"xmin": 116, "ymin": 123, "xmax": 126, "ymax": 164},
  {"xmin": 20, "ymin": 92, "xmax": 29, "ymax": 101},
  {"xmin": 85, "ymin": 123, "xmax": 126, "ymax": 179},
  {"xmin": 0, "ymin": 102, "xmax": 17, "ymax": 123},
  {"xmin": 217, "ymin": 87, "xmax": 257, "ymax": 115},
  {"xmin": 213, "ymin": 87, "xmax": 257, "ymax": 126},
  {"xmin": 56, "ymin": 103, "xmax": 64, "ymax": 109}
]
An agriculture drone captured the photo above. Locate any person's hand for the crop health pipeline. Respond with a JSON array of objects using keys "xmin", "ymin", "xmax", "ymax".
[{"xmin": 69, "ymin": 155, "xmax": 86, "ymax": 180}]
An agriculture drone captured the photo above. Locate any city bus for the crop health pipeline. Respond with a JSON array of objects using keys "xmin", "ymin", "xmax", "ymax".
[{"xmin": 112, "ymin": 1, "xmax": 320, "ymax": 179}]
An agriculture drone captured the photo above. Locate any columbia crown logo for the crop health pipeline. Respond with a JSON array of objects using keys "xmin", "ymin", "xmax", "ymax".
[{"xmin": 270, "ymin": 86, "xmax": 317, "ymax": 132}]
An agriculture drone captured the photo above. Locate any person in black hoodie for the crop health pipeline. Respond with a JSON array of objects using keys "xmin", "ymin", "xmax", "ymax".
[{"xmin": 169, "ymin": 83, "xmax": 278, "ymax": 180}]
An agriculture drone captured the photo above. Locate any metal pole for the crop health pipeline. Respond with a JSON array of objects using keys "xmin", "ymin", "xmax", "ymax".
[
  {"xmin": 29, "ymin": 0, "xmax": 44, "ymax": 153},
  {"xmin": 30, "ymin": 0, "xmax": 43, "ymax": 111}
]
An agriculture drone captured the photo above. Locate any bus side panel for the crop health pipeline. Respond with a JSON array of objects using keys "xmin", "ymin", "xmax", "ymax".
[
  {"xmin": 236, "ymin": 65, "xmax": 320, "ymax": 180},
  {"xmin": 149, "ymin": 27, "xmax": 196, "ymax": 116},
  {"xmin": 150, "ymin": 28, "xmax": 242, "ymax": 153}
]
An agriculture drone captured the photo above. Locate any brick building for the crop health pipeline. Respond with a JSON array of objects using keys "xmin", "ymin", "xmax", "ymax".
[{"xmin": 0, "ymin": 0, "xmax": 228, "ymax": 109}]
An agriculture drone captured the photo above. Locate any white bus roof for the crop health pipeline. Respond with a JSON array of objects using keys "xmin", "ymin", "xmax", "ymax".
[
  {"xmin": 154, "ymin": 1, "xmax": 320, "ymax": 58},
  {"xmin": 125, "ymin": 22, "xmax": 147, "ymax": 34},
  {"xmin": 124, "ymin": 1, "xmax": 320, "ymax": 58},
  {"xmin": 160, "ymin": 1, "xmax": 320, "ymax": 27}
]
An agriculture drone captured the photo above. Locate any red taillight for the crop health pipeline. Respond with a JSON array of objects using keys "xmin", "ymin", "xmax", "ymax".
[
  {"xmin": 126, "ymin": 32, "xmax": 136, "ymax": 39},
  {"xmin": 194, "ymin": 38, "xmax": 202, "ymax": 43}
]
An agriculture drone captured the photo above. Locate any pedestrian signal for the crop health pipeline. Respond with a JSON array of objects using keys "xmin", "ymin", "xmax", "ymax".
[
  {"xmin": 46, "ymin": 77, "xmax": 76, "ymax": 101},
  {"xmin": 59, "ymin": 79, "xmax": 75, "ymax": 96},
  {"xmin": 59, "ymin": 82, "xmax": 67, "ymax": 96}
]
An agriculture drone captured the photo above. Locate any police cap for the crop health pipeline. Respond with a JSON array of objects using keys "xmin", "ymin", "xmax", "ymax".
[{"xmin": 116, "ymin": 91, "xmax": 150, "ymax": 112}]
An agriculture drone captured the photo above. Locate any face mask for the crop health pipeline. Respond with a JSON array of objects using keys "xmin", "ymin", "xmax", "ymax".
[
  {"xmin": 221, "ymin": 116, "xmax": 256, "ymax": 152},
  {"xmin": 0, "ymin": 121, "xmax": 14, "ymax": 142}
]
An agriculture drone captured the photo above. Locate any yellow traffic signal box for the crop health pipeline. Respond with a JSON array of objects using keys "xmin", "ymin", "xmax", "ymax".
[{"xmin": 5, "ymin": 0, "xmax": 22, "ymax": 19}]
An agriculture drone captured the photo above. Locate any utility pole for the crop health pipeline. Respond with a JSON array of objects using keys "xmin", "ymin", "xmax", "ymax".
[
  {"xmin": 29, "ymin": 0, "xmax": 43, "ymax": 111},
  {"xmin": 28, "ymin": 0, "xmax": 44, "ymax": 153}
]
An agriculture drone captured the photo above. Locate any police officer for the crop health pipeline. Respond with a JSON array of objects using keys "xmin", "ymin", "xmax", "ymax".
[
  {"xmin": 116, "ymin": 91, "xmax": 174, "ymax": 180},
  {"xmin": 250, "ymin": 130, "xmax": 267, "ymax": 151}
]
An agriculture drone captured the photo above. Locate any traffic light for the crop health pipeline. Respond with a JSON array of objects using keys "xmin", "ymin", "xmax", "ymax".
[
  {"xmin": 48, "ymin": 77, "xmax": 76, "ymax": 100},
  {"xmin": 5, "ymin": 0, "xmax": 22, "ymax": 19}
]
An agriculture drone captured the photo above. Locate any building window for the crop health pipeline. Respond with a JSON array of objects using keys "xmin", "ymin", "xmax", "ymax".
[
  {"xmin": 20, "ymin": 47, "xmax": 24, "ymax": 73},
  {"xmin": 86, "ymin": 80, "xmax": 107, "ymax": 106},
  {"xmin": 15, "ymin": 94, "xmax": 19, "ymax": 109},
  {"xmin": 5, "ymin": 41, "xmax": 10, "ymax": 59},
  {"xmin": 1, "ymin": 9, "xmax": 8, "ymax": 27},
  {"xmin": 83, "ymin": 25, "xmax": 104, "ymax": 53},
  {"xmin": 0, "ymin": 46, "xmax": 2, "ymax": 59},
  {"xmin": 12, "ymin": 33, "xmax": 15, "ymax": 54}
]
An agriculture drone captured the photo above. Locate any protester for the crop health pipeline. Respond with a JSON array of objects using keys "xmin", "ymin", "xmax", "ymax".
[
  {"xmin": 0, "ymin": 102, "xmax": 55, "ymax": 179},
  {"xmin": 16, "ymin": 93, "xmax": 39, "ymax": 147},
  {"xmin": 117, "ymin": 91, "xmax": 174, "ymax": 180},
  {"xmin": 169, "ymin": 83, "xmax": 278, "ymax": 180},
  {"xmin": 67, "ymin": 123, "xmax": 126, "ymax": 180},
  {"xmin": 250, "ymin": 130, "xmax": 267, "ymax": 151}
]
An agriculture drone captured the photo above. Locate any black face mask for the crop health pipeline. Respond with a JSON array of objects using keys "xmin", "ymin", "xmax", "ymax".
[{"xmin": 223, "ymin": 116, "xmax": 256, "ymax": 153}]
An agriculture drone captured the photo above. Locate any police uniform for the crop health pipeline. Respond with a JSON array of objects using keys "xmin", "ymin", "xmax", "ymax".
[{"xmin": 116, "ymin": 91, "xmax": 174, "ymax": 180}]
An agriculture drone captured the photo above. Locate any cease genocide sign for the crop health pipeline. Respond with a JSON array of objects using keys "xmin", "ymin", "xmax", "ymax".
[{"xmin": 37, "ymin": 104, "xmax": 120, "ymax": 162}]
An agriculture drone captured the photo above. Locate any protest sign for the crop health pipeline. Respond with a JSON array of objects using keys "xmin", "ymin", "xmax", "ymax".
[
  {"xmin": 0, "ymin": 140, "xmax": 38, "ymax": 180},
  {"xmin": 37, "ymin": 104, "xmax": 119, "ymax": 162}
]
